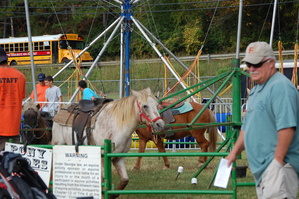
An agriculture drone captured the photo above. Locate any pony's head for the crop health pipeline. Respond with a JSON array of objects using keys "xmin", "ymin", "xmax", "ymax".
[
  {"xmin": 22, "ymin": 102, "xmax": 40, "ymax": 129},
  {"xmin": 22, "ymin": 102, "xmax": 41, "ymax": 146},
  {"xmin": 132, "ymin": 88, "xmax": 165, "ymax": 133}
]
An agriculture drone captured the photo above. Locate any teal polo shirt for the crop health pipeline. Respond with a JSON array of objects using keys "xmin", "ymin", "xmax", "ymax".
[{"xmin": 242, "ymin": 72, "xmax": 299, "ymax": 184}]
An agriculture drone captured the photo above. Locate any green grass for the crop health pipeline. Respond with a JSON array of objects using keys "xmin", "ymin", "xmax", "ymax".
[{"xmin": 110, "ymin": 150, "xmax": 258, "ymax": 199}]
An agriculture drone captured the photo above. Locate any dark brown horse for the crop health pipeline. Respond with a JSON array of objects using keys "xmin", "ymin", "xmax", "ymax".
[
  {"xmin": 22, "ymin": 102, "xmax": 52, "ymax": 148},
  {"xmin": 133, "ymin": 101, "xmax": 218, "ymax": 170}
]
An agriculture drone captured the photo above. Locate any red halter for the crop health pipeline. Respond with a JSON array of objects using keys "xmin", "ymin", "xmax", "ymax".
[{"xmin": 136, "ymin": 101, "xmax": 162, "ymax": 132}]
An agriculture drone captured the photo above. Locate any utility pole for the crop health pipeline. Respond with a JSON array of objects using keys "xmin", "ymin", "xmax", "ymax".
[{"xmin": 10, "ymin": 0, "xmax": 14, "ymax": 37}]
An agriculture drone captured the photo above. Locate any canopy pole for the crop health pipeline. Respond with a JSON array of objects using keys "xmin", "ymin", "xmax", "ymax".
[{"xmin": 269, "ymin": 0, "xmax": 278, "ymax": 47}]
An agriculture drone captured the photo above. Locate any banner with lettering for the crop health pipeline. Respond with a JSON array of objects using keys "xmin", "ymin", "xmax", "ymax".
[{"xmin": 5, "ymin": 142, "xmax": 53, "ymax": 187}]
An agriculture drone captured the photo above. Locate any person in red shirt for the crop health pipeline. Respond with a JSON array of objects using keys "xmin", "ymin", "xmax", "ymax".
[
  {"xmin": 29, "ymin": 73, "xmax": 48, "ymax": 108},
  {"xmin": 0, "ymin": 47, "xmax": 26, "ymax": 151}
]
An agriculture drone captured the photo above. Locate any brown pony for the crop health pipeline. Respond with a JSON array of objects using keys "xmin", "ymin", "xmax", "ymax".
[
  {"xmin": 133, "ymin": 101, "xmax": 218, "ymax": 170},
  {"xmin": 22, "ymin": 102, "xmax": 52, "ymax": 148}
]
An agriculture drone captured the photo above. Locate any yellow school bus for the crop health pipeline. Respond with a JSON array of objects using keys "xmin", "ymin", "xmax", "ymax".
[{"xmin": 0, "ymin": 34, "xmax": 93, "ymax": 65}]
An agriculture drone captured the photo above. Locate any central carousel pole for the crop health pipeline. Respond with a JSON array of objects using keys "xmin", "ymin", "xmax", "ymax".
[{"xmin": 121, "ymin": 0, "xmax": 133, "ymax": 97}]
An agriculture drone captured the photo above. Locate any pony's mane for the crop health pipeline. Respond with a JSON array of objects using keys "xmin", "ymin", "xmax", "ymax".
[
  {"xmin": 106, "ymin": 95, "xmax": 138, "ymax": 127},
  {"xmin": 22, "ymin": 102, "xmax": 38, "ymax": 115}
]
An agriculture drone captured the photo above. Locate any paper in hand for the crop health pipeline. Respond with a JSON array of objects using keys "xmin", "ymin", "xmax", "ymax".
[{"xmin": 214, "ymin": 158, "xmax": 232, "ymax": 188}]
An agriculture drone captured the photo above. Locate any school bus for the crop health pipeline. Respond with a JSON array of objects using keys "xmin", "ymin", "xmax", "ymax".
[{"xmin": 0, "ymin": 34, "xmax": 93, "ymax": 65}]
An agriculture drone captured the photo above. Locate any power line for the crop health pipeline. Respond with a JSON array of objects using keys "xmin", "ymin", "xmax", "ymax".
[{"xmin": 0, "ymin": 1, "xmax": 298, "ymax": 19}]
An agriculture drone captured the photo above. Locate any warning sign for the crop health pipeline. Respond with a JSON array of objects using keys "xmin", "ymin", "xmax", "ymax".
[{"xmin": 53, "ymin": 145, "xmax": 102, "ymax": 199}]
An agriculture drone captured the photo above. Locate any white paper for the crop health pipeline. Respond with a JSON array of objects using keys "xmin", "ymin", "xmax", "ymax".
[{"xmin": 214, "ymin": 158, "xmax": 232, "ymax": 188}]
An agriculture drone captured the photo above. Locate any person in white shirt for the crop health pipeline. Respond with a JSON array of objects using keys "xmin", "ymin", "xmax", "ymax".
[{"xmin": 41, "ymin": 76, "xmax": 62, "ymax": 117}]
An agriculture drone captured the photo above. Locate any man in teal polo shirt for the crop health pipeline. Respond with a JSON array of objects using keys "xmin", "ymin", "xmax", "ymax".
[{"xmin": 226, "ymin": 41, "xmax": 299, "ymax": 199}]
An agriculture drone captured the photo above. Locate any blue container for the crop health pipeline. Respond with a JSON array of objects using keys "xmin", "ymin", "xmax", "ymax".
[{"xmin": 216, "ymin": 113, "xmax": 231, "ymax": 132}]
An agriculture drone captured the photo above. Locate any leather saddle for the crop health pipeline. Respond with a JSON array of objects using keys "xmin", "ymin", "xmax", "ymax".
[
  {"xmin": 159, "ymin": 98, "xmax": 185, "ymax": 138},
  {"xmin": 68, "ymin": 98, "xmax": 113, "ymax": 152}
]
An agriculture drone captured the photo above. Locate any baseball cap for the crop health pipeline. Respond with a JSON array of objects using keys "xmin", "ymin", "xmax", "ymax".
[
  {"xmin": 242, "ymin": 41, "xmax": 274, "ymax": 64},
  {"xmin": 0, "ymin": 47, "xmax": 8, "ymax": 63},
  {"xmin": 38, "ymin": 73, "xmax": 46, "ymax": 81}
]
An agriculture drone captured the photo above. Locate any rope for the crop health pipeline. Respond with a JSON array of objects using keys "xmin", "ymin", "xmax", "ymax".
[
  {"xmin": 163, "ymin": 58, "xmax": 169, "ymax": 94},
  {"xmin": 160, "ymin": 0, "xmax": 220, "ymax": 99},
  {"xmin": 278, "ymin": 41, "xmax": 284, "ymax": 74},
  {"xmin": 258, "ymin": 1, "xmax": 273, "ymax": 41},
  {"xmin": 292, "ymin": 10, "xmax": 299, "ymax": 88},
  {"xmin": 291, "ymin": 43, "xmax": 298, "ymax": 87},
  {"xmin": 163, "ymin": 50, "xmax": 202, "ymax": 98},
  {"xmin": 48, "ymin": 0, "xmax": 106, "ymax": 99},
  {"xmin": 49, "ymin": 0, "xmax": 66, "ymax": 36},
  {"xmin": 58, "ymin": 68, "xmax": 81, "ymax": 88},
  {"xmin": 194, "ymin": 53, "xmax": 201, "ymax": 100},
  {"xmin": 200, "ymin": 0, "xmax": 220, "ymax": 49},
  {"xmin": 296, "ymin": 10, "xmax": 299, "ymax": 43},
  {"xmin": 86, "ymin": 0, "xmax": 101, "ymax": 46},
  {"xmin": 219, "ymin": 84, "xmax": 232, "ymax": 97}
]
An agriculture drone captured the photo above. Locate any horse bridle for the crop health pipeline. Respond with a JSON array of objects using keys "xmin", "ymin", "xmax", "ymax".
[
  {"xmin": 136, "ymin": 101, "xmax": 162, "ymax": 133},
  {"xmin": 22, "ymin": 108, "xmax": 46, "ymax": 152}
]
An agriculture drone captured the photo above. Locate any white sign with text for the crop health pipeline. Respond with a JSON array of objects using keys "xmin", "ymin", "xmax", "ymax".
[
  {"xmin": 53, "ymin": 145, "xmax": 102, "ymax": 199},
  {"xmin": 5, "ymin": 142, "xmax": 53, "ymax": 187}
]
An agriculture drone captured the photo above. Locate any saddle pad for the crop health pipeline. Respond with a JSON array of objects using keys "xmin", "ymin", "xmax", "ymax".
[
  {"xmin": 172, "ymin": 102, "xmax": 193, "ymax": 114},
  {"xmin": 52, "ymin": 107, "xmax": 100, "ymax": 129}
]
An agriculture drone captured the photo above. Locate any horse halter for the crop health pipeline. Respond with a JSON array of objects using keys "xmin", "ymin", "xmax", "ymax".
[{"xmin": 136, "ymin": 100, "xmax": 162, "ymax": 133}]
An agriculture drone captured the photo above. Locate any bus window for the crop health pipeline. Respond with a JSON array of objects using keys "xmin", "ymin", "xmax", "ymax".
[
  {"xmin": 39, "ymin": 42, "xmax": 44, "ymax": 50},
  {"xmin": 24, "ymin": 43, "xmax": 28, "ymax": 51},
  {"xmin": 68, "ymin": 41, "xmax": 84, "ymax": 50},
  {"xmin": 4, "ymin": 44, "xmax": 8, "ymax": 52},
  {"xmin": 34, "ymin": 42, "xmax": 39, "ymax": 51},
  {"xmin": 10, "ymin": 44, "xmax": 14, "ymax": 52},
  {"xmin": 44, "ymin": 41, "xmax": 50, "ymax": 50},
  {"xmin": 59, "ymin": 40, "xmax": 67, "ymax": 49},
  {"xmin": 20, "ymin": 43, "xmax": 24, "ymax": 51},
  {"xmin": 15, "ymin": 43, "xmax": 19, "ymax": 52}
]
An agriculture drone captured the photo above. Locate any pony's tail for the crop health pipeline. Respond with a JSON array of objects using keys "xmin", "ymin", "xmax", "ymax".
[{"xmin": 207, "ymin": 109, "xmax": 218, "ymax": 152}]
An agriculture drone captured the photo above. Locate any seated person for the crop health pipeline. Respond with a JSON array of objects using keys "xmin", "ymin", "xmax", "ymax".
[{"xmin": 78, "ymin": 80, "xmax": 98, "ymax": 101}]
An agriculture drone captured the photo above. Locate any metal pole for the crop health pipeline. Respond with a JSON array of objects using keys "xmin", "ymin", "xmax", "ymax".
[
  {"xmin": 269, "ymin": 0, "xmax": 278, "ymax": 47},
  {"xmin": 135, "ymin": 18, "xmax": 231, "ymax": 106},
  {"xmin": 123, "ymin": 0, "xmax": 132, "ymax": 97},
  {"xmin": 235, "ymin": 0, "xmax": 243, "ymax": 59},
  {"xmin": 53, "ymin": 17, "xmax": 122, "ymax": 79},
  {"xmin": 69, "ymin": 17, "xmax": 125, "ymax": 102},
  {"xmin": 131, "ymin": 16, "xmax": 195, "ymax": 100},
  {"xmin": 103, "ymin": 139, "xmax": 112, "ymax": 199},
  {"xmin": 119, "ymin": 17, "xmax": 125, "ymax": 99},
  {"xmin": 24, "ymin": 0, "xmax": 37, "ymax": 102}
]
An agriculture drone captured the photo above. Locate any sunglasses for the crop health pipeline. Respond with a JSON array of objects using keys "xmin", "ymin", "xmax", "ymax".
[{"xmin": 246, "ymin": 59, "xmax": 270, "ymax": 68}]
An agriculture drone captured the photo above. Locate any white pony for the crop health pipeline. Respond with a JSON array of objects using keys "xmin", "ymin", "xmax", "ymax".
[{"xmin": 51, "ymin": 88, "xmax": 165, "ymax": 198}]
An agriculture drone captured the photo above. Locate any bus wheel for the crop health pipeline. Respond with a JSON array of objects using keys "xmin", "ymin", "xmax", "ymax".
[{"xmin": 10, "ymin": 61, "xmax": 17, "ymax": 66}]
